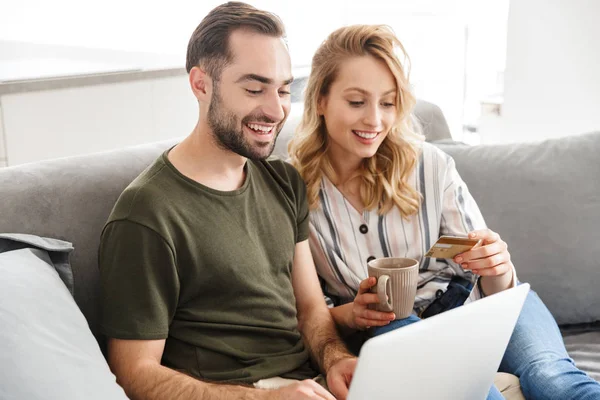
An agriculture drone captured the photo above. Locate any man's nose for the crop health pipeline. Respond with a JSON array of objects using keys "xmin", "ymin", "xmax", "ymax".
[{"xmin": 262, "ymin": 91, "xmax": 286, "ymax": 122}]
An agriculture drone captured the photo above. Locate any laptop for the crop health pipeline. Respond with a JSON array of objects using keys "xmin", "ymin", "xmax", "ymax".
[{"xmin": 347, "ymin": 283, "xmax": 530, "ymax": 400}]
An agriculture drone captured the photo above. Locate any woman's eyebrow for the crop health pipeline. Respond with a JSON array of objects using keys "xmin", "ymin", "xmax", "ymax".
[{"xmin": 343, "ymin": 87, "xmax": 396, "ymax": 95}]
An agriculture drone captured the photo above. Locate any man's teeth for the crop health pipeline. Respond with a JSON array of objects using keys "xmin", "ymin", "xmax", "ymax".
[
  {"xmin": 354, "ymin": 130, "xmax": 378, "ymax": 139},
  {"xmin": 247, "ymin": 123, "xmax": 273, "ymax": 133}
]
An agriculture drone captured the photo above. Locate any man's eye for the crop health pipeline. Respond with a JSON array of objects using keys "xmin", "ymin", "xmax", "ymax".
[
  {"xmin": 246, "ymin": 89, "xmax": 262, "ymax": 95},
  {"xmin": 279, "ymin": 90, "xmax": 291, "ymax": 96}
]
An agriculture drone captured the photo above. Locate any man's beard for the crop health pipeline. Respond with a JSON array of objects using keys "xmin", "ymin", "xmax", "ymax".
[{"xmin": 207, "ymin": 86, "xmax": 283, "ymax": 160}]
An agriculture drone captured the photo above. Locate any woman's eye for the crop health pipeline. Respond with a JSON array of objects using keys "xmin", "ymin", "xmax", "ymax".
[
  {"xmin": 348, "ymin": 101, "xmax": 364, "ymax": 107},
  {"xmin": 382, "ymin": 102, "xmax": 395, "ymax": 108}
]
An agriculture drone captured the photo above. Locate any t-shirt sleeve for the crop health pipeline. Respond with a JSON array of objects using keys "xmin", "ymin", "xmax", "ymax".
[
  {"xmin": 289, "ymin": 165, "xmax": 310, "ymax": 243},
  {"xmin": 99, "ymin": 219, "xmax": 179, "ymax": 339}
]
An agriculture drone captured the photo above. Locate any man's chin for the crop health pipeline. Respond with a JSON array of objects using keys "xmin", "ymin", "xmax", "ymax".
[{"xmin": 248, "ymin": 141, "xmax": 276, "ymax": 160}]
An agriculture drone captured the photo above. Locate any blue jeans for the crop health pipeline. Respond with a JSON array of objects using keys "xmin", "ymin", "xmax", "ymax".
[{"xmin": 370, "ymin": 290, "xmax": 600, "ymax": 399}]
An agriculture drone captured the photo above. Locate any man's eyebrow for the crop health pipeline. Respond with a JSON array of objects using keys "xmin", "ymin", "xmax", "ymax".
[
  {"xmin": 343, "ymin": 87, "xmax": 396, "ymax": 96},
  {"xmin": 235, "ymin": 74, "xmax": 294, "ymax": 86}
]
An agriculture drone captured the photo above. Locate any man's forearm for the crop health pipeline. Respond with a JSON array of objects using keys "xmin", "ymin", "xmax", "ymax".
[
  {"xmin": 298, "ymin": 305, "xmax": 354, "ymax": 373},
  {"xmin": 123, "ymin": 361, "xmax": 269, "ymax": 400},
  {"xmin": 329, "ymin": 303, "xmax": 357, "ymax": 337}
]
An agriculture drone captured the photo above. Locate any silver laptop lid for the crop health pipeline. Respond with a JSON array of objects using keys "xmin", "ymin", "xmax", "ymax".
[{"xmin": 347, "ymin": 283, "xmax": 530, "ymax": 400}]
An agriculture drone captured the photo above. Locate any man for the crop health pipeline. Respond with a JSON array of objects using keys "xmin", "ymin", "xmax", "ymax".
[{"xmin": 99, "ymin": 2, "xmax": 357, "ymax": 399}]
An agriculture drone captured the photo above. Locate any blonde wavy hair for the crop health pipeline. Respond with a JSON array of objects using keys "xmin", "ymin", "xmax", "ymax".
[{"xmin": 288, "ymin": 24, "xmax": 424, "ymax": 216}]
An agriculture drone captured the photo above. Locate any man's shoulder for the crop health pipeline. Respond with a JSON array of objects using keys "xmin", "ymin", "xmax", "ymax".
[
  {"xmin": 107, "ymin": 154, "xmax": 174, "ymax": 224},
  {"xmin": 251, "ymin": 157, "xmax": 307, "ymax": 209},
  {"xmin": 252, "ymin": 157, "xmax": 305, "ymax": 195},
  {"xmin": 256, "ymin": 156, "xmax": 303, "ymax": 184}
]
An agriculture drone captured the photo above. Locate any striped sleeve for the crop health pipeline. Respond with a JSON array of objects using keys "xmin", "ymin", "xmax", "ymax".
[
  {"xmin": 439, "ymin": 154, "xmax": 518, "ymax": 302},
  {"xmin": 439, "ymin": 155, "xmax": 486, "ymax": 236}
]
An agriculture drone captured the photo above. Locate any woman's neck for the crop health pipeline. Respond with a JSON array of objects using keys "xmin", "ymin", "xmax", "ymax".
[
  {"xmin": 328, "ymin": 154, "xmax": 363, "ymax": 209},
  {"xmin": 328, "ymin": 151, "xmax": 362, "ymax": 188}
]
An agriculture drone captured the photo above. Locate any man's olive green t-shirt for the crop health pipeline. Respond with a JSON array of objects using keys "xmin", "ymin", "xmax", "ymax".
[{"xmin": 99, "ymin": 151, "xmax": 316, "ymax": 384}]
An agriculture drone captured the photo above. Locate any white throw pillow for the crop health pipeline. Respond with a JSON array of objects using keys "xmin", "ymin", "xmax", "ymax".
[{"xmin": 0, "ymin": 244, "xmax": 129, "ymax": 400}]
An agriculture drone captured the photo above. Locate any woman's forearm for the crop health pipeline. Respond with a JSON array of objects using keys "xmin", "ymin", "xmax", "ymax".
[
  {"xmin": 329, "ymin": 302, "xmax": 357, "ymax": 336},
  {"xmin": 480, "ymin": 267, "xmax": 514, "ymax": 296}
]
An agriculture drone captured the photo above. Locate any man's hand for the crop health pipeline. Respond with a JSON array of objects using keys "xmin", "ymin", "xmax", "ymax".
[
  {"xmin": 454, "ymin": 229, "xmax": 515, "ymax": 295},
  {"xmin": 326, "ymin": 357, "xmax": 357, "ymax": 400},
  {"xmin": 271, "ymin": 380, "xmax": 336, "ymax": 399},
  {"xmin": 350, "ymin": 278, "xmax": 395, "ymax": 330}
]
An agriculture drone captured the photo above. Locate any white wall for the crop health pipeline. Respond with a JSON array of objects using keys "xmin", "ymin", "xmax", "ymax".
[
  {"xmin": 2, "ymin": 1, "xmax": 505, "ymax": 139},
  {"xmin": 0, "ymin": 0, "xmax": 217, "ymax": 56},
  {"xmin": 488, "ymin": 0, "xmax": 600, "ymax": 143},
  {"xmin": 2, "ymin": 74, "xmax": 196, "ymax": 165},
  {"xmin": 1, "ymin": 0, "xmax": 513, "ymax": 157},
  {"xmin": 0, "ymin": 41, "xmax": 182, "ymax": 82},
  {"xmin": 0, "ymin": 0, "xmax": 345, "ymax": 67}
]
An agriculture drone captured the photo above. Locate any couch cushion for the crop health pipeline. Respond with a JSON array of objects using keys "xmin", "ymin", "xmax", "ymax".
[
  {"xmin": 0, "ymin": 139, "xmax": 178, "ymax": 352},
  {"xmin": 0, "ymin": 233, "xmax": 74, "ymax": 293},
  {"xmin": 436, "ymin": 131, "xmax": 600, "ymax": 325},
  {"xmin": 0, "ymin": 242, "xmax": 128, "ymax": 399},
  {"xmin": 413, "ymin": 100, "xmax": 453, "ymax": 142},
  {"xmin": 563, "ymin": 331, "xmax": 600, "ymax": 382}
]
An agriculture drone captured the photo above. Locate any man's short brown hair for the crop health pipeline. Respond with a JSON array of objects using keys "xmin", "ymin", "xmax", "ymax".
[{"xmin": 186, "ymin": 2, "xmax": 286, "ymax": 80}]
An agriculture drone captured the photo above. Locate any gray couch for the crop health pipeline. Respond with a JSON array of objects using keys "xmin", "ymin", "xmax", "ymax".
[{"xmin": 0, "ymin": 100, "xmax": 598, "ymax": 399}]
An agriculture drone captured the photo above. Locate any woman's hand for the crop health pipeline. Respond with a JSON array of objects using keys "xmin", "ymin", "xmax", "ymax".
[
  {"xmin": 454, "ymin": 229, "xmax": 515, "ymax": 294},
  {"xmin": 349, "ymin": 277, "xmax": 396, "ymax": 330}
]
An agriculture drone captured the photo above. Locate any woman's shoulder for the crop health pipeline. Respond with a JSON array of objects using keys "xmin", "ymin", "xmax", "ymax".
[
  {"xmin": 418, "ymin": 141, "xmax": 454, "ymax": 166},
  {"xmin": 412, "ymin": 142, "xmax": 458, "ymax": 186},
  {"xmin": 420, "ymin": 140, "xmax": 450, "ymax": 157}
]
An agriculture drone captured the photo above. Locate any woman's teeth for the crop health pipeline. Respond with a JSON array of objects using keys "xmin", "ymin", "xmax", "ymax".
[{"xmin": 353, "ymin": 130, "xmax": 378, "ymax": 139}]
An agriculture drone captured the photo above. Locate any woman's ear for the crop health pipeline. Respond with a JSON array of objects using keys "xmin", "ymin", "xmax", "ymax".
[{"xmin": 317, "ymin": 96, "xmax": 327, "ymax": 116}]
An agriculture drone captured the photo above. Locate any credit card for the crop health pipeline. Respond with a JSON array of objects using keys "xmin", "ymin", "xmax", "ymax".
[{"xmin": 424, "ymin": 235, "xmax": 481, "ymax": 259}]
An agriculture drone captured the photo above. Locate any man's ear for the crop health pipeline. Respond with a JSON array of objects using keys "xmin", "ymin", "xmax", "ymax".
[{"xmin": 189, "ymin": 66, "xmax": 212, "ymax": 102}]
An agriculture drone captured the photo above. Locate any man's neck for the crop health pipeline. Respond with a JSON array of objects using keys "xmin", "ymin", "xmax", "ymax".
[{"xmin": 168, "ymin": 124, "xmax": 248, "ymax": 191}]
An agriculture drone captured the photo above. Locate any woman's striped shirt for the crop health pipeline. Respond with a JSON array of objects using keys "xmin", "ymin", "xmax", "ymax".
[{"xmin": 308, "ymin": 142, "xmax": 517, "ymax": 314}]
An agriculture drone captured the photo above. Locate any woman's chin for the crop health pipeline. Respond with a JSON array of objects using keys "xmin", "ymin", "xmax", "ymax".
[{"xmin": 356, "ymin": 147, "xmax": 380, "ymax": 160}]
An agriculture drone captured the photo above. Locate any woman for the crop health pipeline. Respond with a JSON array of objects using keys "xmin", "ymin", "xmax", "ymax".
[{"xmin": 288, "ymin": 24, "xmax": 600, "ymax": 399}]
